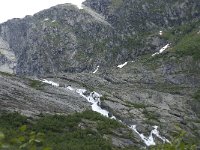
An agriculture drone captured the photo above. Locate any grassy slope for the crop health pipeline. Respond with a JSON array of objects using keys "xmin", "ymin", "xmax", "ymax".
[{"xmin": 0, "ymin": 111, "xmax": 139, "ymax": 150}]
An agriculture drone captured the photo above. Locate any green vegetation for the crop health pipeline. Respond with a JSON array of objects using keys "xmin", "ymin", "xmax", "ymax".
[
  {"xmin": 0, "ymin": 113, "xmax": 48, "ymax": 150},
  {"xmin": 143, "ymin": 21, "xmax": 200, "ymax": 72},
  {"xmin": 100, "ymin": 94, "xmax": 146, "ymax": 109},
  {"xmin": 161, "ymin": 21, "xmax": 200, "ymax": 60},
  {"xmin": 111, "ymin": 0, "xmax": 123, "ymax": 9},
  {"xmin": 74, "ymin": 50, "xmax": 90, "ymax": 61},
  {"xmin": 162, "ymin": 21, "xmax": 199, "ymax": 43},
  {"xmin": 28, "ymin": 79, "xmax": 44, "ymax": 90},
  {"xmin": 193, "ymin": 89, "xmax": 200, "ymax": 102},
  {"xmin": 143, "ymin": 109, "xmax": 160, "ymax": 122},
  {"xmin": 0, "ymin": 71, "xmax": 13, "ymax": 77},
  {"xmin": 0, "ymin": 111, "xmax": 199, "ymax": 149},
  {"xmin": 150, "ymin": 131, "xmax": 197, "ymax": 150},
  {"xmin": 124, "ymin": 36, "xmax": 142, "ymax": 50},
  {"xmin": 0, "ymin": 110, "xmax": 128, "ymax": 150},
  {"xmin": 150, "ymin": 83, "xmax": 189, "ymax": 95},
  {"xmin": 45, "ymin": 20, "xmax": 60, "ymax": 28},
  {"xmin": 173, "ymin": 32, "xmax": 200, "ymax": 60},
  {"xmin": 123, "ymin": 32, "xmax": 152, "ymax": 52}
]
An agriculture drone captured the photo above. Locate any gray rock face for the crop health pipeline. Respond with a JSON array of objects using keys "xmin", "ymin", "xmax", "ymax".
[
  {"xmin": 0, "ymin": 0, "xmax": 200, "ymax": 75},
  {"xmin": 0, "ymin": 0, "xmax": 200, "ymax": 147},
  {"xmin": 0, "ymin": 37, "xmax": 16, "ymax": 74},
  {"xmin": 84, "ymin": 0, "xmax": 200, "ymax": 34},
  {"xmin": 52, "ymin": 58, "xmax": 200, "ymax": 143},
  {"xmin": 0, "ymin": 73, "xmax": 90, "ymax": 116},
  {"xmin": 0, "ymin": 4, "xmax": 114, "ymax": 75}
]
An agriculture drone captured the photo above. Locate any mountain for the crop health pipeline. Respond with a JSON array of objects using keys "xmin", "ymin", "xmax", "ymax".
[
  {"xmin": 1, "ymin": 0, "xmax": 199, "ymax": 75},
  {"xmin": 0, "ymin": 0, "xmax": 200, "ymax": 149}
]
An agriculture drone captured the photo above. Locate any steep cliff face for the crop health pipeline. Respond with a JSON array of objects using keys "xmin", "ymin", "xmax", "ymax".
[
  {"xmin": 0, "ymin": 4, "xmax": 114, "ymax": 75},
  {"xmin": 0, "ymin": 37, "xmax": 16, "ymax": 74},
  {"xmin": 84, "ymin": 0, "xmax": 200, "ymax": 59},
  {"xmin": 0, "ymin": 0, "xmax": 199, "ymax": 75},
  {"xmin": 84, "ymin": 0, "xmax": 200, "ymax": 34}
]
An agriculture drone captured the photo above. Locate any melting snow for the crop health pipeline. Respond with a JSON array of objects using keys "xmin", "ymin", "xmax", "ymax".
[
  {"xmin": 117, "ymin": 62, "xmax": 128, "ymax": 68},
  {"xmin": 93, "ymin": 66, "xmax": 99, "ymax": 74},
  {"xmin": 42, "ymin": 79, "xmax": 59, "ymax": 87},
  {"xmin": 44, "ymin": 18, "xmax": 49, "ymax": 21},
  {"xmin": 152, "ymin": 44, "xmax": 170, "ymax": 57}
]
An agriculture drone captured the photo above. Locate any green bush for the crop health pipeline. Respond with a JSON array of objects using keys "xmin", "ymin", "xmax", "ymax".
[
  {"xmin": 150, "ymin": 131, "xmax": 197, "ymax": 150},
  {"xmin": 0, "ymin": 111, "xmax": 123, "ymax": 150},
  {"xmin": 160, "ymin": 20, "xmax": 200, "ymax": 60},
  {"xmin": 173, "ymin": 33, "xmax": 200, "ymax": 60},
  {"xmin": 28, "ymin": 79, "xmax": 44, "ymax": 90},
  {"xmin": 193, "ymin": 89, "xmax": 200, "ymax": 102}
]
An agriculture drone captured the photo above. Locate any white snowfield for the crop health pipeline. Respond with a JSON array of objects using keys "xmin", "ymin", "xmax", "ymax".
[
  {"xmin": 117, "ymin": 62, "xmax": 128, "ymax": 68},
  {"xmin": 159, "ymin": 31, "xmax": 163, "ymax": 35},
  {"xmin": 41, "ymin": 79, "xmax": 59, "ymax": 87},
  {"xmin": 93, "ymin": 65, "xmax": 99, "ymax": 74},
  {"xmin": 41, "ymin": 79, "xmax": 169, "ymax": 146},
  {"xmin": 152, "ymin": 44, "xmax": 170, "ymax": 57}
]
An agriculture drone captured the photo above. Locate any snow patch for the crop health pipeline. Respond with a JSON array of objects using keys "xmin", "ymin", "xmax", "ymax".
[
  {"xmin": 44, "ymin": 18, "xmax": 49, "ymax": 21},
  {"xmin": 42, "ymin": 79, "xmax": 59, "ymax": 87},
  {"xmin": 152, "ymin": 44, "xmax": 170, "ymax": 57},
  {"xmin": 93, "ymin": 66, "xmax": 99, "ymax": 74},
  {"xmin": 117, "ymin": 62, "xmax": 128, "ymax": 68}
]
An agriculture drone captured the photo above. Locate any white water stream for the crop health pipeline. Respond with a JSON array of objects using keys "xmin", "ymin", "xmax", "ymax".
[{"xmin": 41, "ymin": 79, "xmax": 169, "ymax": 146}]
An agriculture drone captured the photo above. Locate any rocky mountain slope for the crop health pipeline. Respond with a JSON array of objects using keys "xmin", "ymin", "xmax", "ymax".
[
  {"xmin": 0, "ymin": 0, "xmax": 200, "ymax": 149},
  {"xmin": 1, "ymin": 0, "xmax": 199, "ymax": 75},
  {"xmin": 0, "ymin": 72, "xmax": 91, "ymax": 116},
  {"xmin": 0, "ymin": 4, "xmax": 114, "ymax": 75}
]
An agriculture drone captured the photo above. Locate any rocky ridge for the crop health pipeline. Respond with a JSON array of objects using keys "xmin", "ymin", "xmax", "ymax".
[
  {"xmin": 0, "ymin": 0, "xmax": 199, "ymax": 75},
  {"xmin": 0, "ymin": 0, "xmax": 200, "ymax": 148}
]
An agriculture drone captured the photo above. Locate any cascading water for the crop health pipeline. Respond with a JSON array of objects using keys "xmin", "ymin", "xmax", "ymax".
[{"xmin": 41, "ymin": 79, "xmax": 170, "ymax": 146}]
